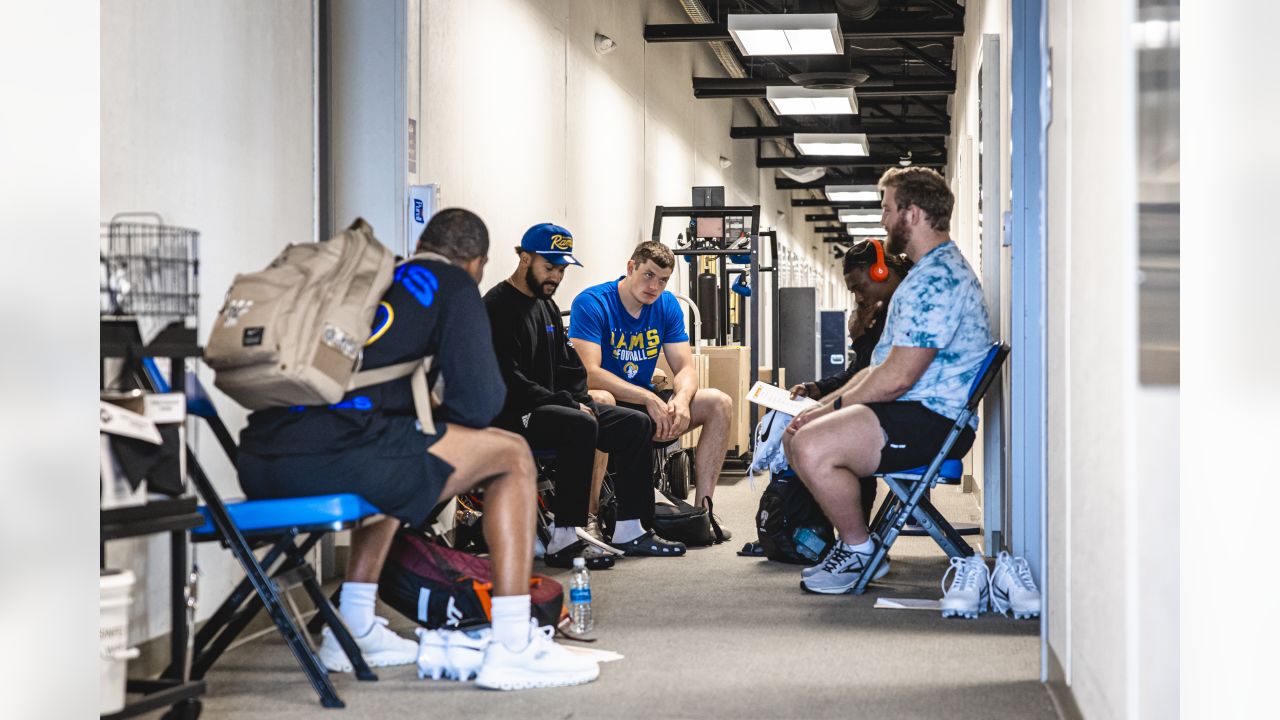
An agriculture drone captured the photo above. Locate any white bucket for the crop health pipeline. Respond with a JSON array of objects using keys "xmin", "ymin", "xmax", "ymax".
[{"xmin": 100, "ymin": 569, "xmax": 139, "ymax": 715}]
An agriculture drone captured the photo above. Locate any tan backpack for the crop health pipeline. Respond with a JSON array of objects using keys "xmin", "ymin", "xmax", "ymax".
[{"xmin": 205, "ymin": 218, "xmax": 441, "ymax": 433}]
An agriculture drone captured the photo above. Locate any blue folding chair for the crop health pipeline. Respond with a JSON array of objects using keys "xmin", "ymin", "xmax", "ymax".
[
  {"xmin": 143, "ymin": 359, "xmax": 383, "ymax": 708},
  {"xmin": 851, "ymin": 342, "xmax": 1010, "ymax": 595}
]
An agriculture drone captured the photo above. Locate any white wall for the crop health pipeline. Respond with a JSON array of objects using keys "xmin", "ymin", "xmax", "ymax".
[
  {"xmin": 101, "ymin": 0, "xmax": 316, "ymax": 642},
  {"xmin": 413, "ymin": 0, "xmax": 843, "ymax": 358},
  {"xmin": 1044, "ymin": 0, "xmax": 1177, "ymax": 717}
]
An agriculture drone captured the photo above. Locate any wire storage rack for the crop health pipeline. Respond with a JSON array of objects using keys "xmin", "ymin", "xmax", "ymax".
[{"xmin": 100, "ymin": 212, "xmax": 200, "ymax": 320}]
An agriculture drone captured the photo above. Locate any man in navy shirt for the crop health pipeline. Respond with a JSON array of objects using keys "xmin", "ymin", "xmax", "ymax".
[
  {"xmin": 239, "ymin": 209, "xmax": 598, "ymax": 689},
  {"xmin": 569, "ymin": 241, "xmax": 734, "ymax": 540}
]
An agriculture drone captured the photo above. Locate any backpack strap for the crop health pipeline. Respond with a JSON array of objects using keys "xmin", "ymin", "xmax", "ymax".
[
  {"xmin": 343, "ymin": 252, "xmax": 455, "ymax": 436},
  {"xmin": 348, "ymin": 357, "xmax": 437, "ymax": 435}
]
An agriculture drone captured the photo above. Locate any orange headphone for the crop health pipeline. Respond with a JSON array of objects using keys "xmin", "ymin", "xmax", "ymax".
[{"xmin": 868, "ymin": 238, "xmax": 890, "ymax": 282}]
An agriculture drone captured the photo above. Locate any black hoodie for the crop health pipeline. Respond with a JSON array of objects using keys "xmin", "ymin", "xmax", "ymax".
[{"xmin": 482, "ymin": 280, "xmax": 592, "ymax": 431}]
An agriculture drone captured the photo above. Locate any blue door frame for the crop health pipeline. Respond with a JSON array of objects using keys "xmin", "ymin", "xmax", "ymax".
[{"xmin": 1010, "ymin": 0, "xmax": 1050, "ymax": 678}]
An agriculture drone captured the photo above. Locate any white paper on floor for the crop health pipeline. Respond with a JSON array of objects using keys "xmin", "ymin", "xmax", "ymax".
[
  {"xmin": 562, "ymin": 646, "xmax": 624, "ymax": 663},
  {"xmin": 874, "ymin": 598, "xmax": 942, "ymax": 611}
]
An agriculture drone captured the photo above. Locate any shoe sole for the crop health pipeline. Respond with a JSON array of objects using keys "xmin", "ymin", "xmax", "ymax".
[
  {"xmin": 321, "ymin": 648, "xmax": 417, "ymax": 673},
  {"xmin": 801, "ymin": 558, "xmax": 891, "ymax": 579},
  {"xmin": 798, "ymin": 561, "xmax": 892, "ymax": 595},
  {"xmin": 475, "ymin": 667, "xmax": 600, "ymax": 691}
]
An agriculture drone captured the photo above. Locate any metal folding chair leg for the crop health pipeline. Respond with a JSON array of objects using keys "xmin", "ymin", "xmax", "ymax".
[{"xmin": 281, "ymin": 539, "xmax": 377, "ymax": 682}]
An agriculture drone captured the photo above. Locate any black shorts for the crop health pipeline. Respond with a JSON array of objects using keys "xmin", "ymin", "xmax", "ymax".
[
  {"xmin": 617, "ymin": 388, "xmax": 677, "ymax": 447},
  {"xmin": 237, "ymin": 416, "xmax": 455, "ymax": 529},
  {"xmin": 864, "ymin": 401, "xmax": 975, "ymax": 474}
]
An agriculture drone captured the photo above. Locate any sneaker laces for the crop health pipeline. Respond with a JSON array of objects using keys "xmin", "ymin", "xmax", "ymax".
[
  {"xmin": 941, "ymin": 556, "xmax": 988, "ymax": 594},
  {"xmin": 821, "ymin": 543, "xmax": 855, "ymax": 572},
  {"xmin": 1010, "ymin": 556, "xmax": 1038, "ymax": 592}
]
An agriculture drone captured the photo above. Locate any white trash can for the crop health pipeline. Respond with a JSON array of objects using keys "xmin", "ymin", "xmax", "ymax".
[{"xmin": 100, "ymin": 569, "xmax": 139, "ymax": 715}]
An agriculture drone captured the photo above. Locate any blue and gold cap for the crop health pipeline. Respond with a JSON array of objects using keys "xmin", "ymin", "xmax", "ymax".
[{"xmin": 520, "ymin": 223, "xmax": 583, "ymax": 267}]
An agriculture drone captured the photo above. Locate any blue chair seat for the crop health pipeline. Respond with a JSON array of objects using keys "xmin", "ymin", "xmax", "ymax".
[
  {"xmin": 883, "ymin": 459, "xmax": 964, "ymax": 483},
  {"xmin": 193, "ymin": 494, "xmax": 381, "ymax": 538}
]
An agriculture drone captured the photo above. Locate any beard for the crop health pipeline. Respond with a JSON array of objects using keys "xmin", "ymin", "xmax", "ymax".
[
  {"xmin": 525, "ymin": 265, "xmax": 559, "ymax": 300},
  {"xmin": 885, "ymin": 215, "xmax": 911, "ymax": 255}
]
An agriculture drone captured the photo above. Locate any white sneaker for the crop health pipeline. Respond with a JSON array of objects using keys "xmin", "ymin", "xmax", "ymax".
[
  {"xmin": 801, "ymin": 545, "xmax": 890, "ymax": 579},
  {"xmin": 318, "ymin": 616, "xmax": 417, "ymax": 672},
  {"xmin": 940, "ymin": 555, "xmax": 990, "ymax": 619},
  {"xmin": 990, "ymin": 551, "xmax": 1041, "ymax": 619},
  {"xmin": 799, "ymin": 543, "xmax": 890, "ymax": 594},
  {"xmin": 475, "ymin": 619, "xmax": 600, "ymax": 690},
  {"xmin": 445, "ymin": 626, "xmax": 491, "ymax": 681},
  {"xmin": 415, "ymin": 628, "xmax": 449, "ymax": 680}
]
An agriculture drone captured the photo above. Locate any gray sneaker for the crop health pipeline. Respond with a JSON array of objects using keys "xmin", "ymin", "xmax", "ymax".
[
  {"xmin": 802, "ymin": 545, "xmax": 890, "ymax": 579},
  {"xmin": 800, "ymin": 544, "xmax": 889, "ymax": 594}
]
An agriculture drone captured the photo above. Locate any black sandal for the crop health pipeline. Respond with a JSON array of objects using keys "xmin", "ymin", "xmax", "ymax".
[
  {"xmin": 607, "ymin": 531, "xmax": 686, "ymax": 557},
  {"xmin": 543, "ymin": 540, "xmax": 616, "ymax": 569}
]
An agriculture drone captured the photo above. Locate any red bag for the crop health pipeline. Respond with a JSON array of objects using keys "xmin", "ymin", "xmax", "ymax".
[{"xmin": 378, "ymin": 530, "xmax": 565, "ymax": 629}]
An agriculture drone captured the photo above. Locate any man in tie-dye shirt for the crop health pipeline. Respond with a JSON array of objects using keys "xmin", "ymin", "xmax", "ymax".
[{"xmin": 784, "ymin": 167, "xmax": 994, "ymax": 595}]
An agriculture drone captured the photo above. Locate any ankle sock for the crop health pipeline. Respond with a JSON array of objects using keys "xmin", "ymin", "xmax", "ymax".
[
  {"xmin": 612, "ymin": 519, "xmax": 645, "ymax": 544},
  {"xmin": 842, "ymin": 538, "xmax": 875, "ymax": 555},
  {"xmin": 546, "ymin": 525, "xmax": 579, "ymax": 555},
  {"xmin": 339, "ymin": 581, "xmax": 378, "ymax": 637},
  {"xmin": 491, "ymin": 594, "xmax": 532, "ymax": 652}
]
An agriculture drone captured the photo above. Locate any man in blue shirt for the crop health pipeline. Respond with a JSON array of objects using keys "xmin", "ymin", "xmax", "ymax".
[
  {"xmin": 784, "ymin": 167, "xmax": 993, "ymax": 595},
  {"xmin": 570, "ymin": 241, "xmax": 735, "ymax": 544}
]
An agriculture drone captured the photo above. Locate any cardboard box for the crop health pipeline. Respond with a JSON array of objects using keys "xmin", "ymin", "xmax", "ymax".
[{"xmin": 701, "ymin": 346, "xmax": 752, "ymax": 454}]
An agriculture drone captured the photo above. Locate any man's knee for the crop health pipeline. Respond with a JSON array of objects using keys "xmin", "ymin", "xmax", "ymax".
[
  {"xmin": 589, "ymin": 389, "xmax": 616, "ymax": 406},
  {"xmin": 491, "ymin": 430, "xmax": 535, "ymax": 476},
  {"xmin": 705, "ymin": 388, "xmax": 733, "ymax": 421}
]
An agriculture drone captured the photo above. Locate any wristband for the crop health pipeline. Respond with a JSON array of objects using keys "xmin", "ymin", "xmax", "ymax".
[{"xmin": 833, "ymin": 395, "xmax": 843, "ymax": 410}]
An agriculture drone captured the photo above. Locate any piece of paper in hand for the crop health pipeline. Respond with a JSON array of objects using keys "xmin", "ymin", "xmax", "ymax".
[{"xmin": 746, "ymin": 381, "xmax": 820, "ymax": 416}]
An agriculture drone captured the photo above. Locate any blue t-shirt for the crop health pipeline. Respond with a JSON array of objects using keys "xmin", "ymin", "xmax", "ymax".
[
  {"xmin": 870, "ymin": 241, "xmax": 993, "ymax": 428},
  {"xmin": 569, "ymin": 279, "xmax": 689, "ymax": 388}
]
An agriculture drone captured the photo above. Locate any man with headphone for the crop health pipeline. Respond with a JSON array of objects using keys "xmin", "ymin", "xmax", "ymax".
[
  {"xmin": 784, "ymin": 167, "xmax": 993, "ymax": 595},
  {"xmin": 788, "ymin": 239, "xmax": 913, "ymax": 525}
]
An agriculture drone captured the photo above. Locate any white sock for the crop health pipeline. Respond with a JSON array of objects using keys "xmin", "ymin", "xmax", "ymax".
[
  {"xmin": 546, "ymin": 524, "xmax": 579, "ymax": 555},
  {"xmin": 612, "ymin": 519, "xmax": 646, "ymax": 544},
  {"xmin": 491, "ymin": 594, "xmax": 532, "ymax": 652},
  {"xmin": 339, "ymin": 581, "xmax": 378, "ymax": 637},
  {"xmin": 842, "ymin": 537, "xmax": 875, "ymax": 555}
]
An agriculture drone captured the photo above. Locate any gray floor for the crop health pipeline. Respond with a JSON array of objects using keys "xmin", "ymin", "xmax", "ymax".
[{"xmin": 178, "ymin": 477, "xmax": 1055, "ymax": 720}]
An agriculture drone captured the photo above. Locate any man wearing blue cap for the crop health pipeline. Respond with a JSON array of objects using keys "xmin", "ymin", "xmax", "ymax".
[{"xmin": 484, "ymin": 224, "xmax": 687, "ymax": 569}]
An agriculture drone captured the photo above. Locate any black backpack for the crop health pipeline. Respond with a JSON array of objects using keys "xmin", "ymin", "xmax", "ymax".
[
  {"xmin": 755, "ymin": 471, "xmax": 835, "ymax": 565},
  {"xmin": 651, "ymin": 489, "xmax": 715, "ymax": 546}
]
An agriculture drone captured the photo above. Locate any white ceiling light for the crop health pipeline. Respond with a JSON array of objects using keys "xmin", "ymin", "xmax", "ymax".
[
  {"xmin": 727, "ymin": 13, "xmax": 844, "ymax": 56},
  {"xmin": 825, "ymin": 184, "xmax": 880, "ymax": 202},
  {"xmin": 848, "ymin": 226, "xmax": 885, "ymax": 236},
  {"xmin": 838, "ymin": 210, "xmax": 881, "ymax": 223},
  {"xmin": 766, "ymin": 86, "xmax": 857, "ymax": 115},
  {"xmin": 794, "ymin": 133, "xmax": 869, "ymax": 156}
]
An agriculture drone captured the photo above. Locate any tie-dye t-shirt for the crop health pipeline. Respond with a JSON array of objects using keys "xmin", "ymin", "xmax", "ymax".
[{"xmin": 870, "ymin": 241, "xmax": 992, "ymax": 428}]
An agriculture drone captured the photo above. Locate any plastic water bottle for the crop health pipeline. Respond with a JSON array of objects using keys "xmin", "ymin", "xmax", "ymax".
[{"xmin": 569, "ymin": 557, "xmax": 593, "ymax": 634}]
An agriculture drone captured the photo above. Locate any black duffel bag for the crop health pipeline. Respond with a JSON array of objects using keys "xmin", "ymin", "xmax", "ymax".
[
  {"xmin": 652, "ymin": 489, "xmax": 715, "ymax": 546},
  {"xmin": 756, "ymin": 470, "xmax": 835, "ymax": 565}
]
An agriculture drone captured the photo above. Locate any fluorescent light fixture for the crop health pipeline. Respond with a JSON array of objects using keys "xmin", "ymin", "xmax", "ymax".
[
  {"xmin": 727, "ymin": 13, "xmax": 843, "ymax": 56},
  {"xmin": 766, "ymin": 86, "xmax": 857, "ymax": 115},
  {"xmin": 848, "ymin": 226, "xmax": 885, "ymax": 236},
  {"xmin": 838, "ymin": 210, "xmax": 881, "ymax": 223},
  {"xmin": 794, "ymin": 133, "xmax": 868, "ymax": 156},
  {"xmin": 825, "ymin": 184, "xmax": 880, "ymax": 202}
]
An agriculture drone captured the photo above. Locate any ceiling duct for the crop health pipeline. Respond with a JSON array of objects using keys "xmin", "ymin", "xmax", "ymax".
[
  {"xmin": 834, "ymin": 0, "xmax": 881, "ymax": 22},
  {"xmin": 788, "ymin": 70, "xmax": 870, "ymax": 90},
  {"xmin": 678, "ymin": 0, "xmax": 786, "ymax": 154}
]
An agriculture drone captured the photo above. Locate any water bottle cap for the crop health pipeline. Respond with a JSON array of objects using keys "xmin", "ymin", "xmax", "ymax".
[{"xmin": 572, "ymin": 557, "xmax": 586, "ymax": 569}]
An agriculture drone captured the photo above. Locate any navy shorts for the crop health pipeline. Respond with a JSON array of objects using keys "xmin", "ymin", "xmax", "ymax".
[
  {"xmin": 237, "ymin": 416, "xmax": 455, "ymax": 529},
  {"xmin": 864, "ymin": 401, "xmax": 975, "ymax": 474}
]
